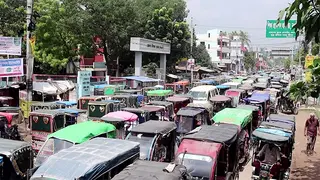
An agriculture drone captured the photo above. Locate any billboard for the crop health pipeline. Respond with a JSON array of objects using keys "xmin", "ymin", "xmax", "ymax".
[
  {"xmin": 0, "ymin": 58, "xmax": 24, "ymax": 77},
  {"xmin": 130, "ymin": 37, "xmax": 171, "ymax": 54},
  {"xmin": 0, "ymin": 37, "xmax": 22, "ymax": 55},
  {"xmin": 77, "ymin": 71, "xmax": 92, "ymax": 98},
  {"xmin": 266, "ymin": 20, "xmax": 297, "ymax": 38}
]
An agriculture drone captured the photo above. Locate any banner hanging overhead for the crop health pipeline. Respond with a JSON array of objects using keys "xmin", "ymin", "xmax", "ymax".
[
  {"xmin": 0, "ymin": 58, "xmax": 24, "ymax": 77},
  {"xmin": 0, "ymin": 37, "xmax": 22, "ymax": 55}
]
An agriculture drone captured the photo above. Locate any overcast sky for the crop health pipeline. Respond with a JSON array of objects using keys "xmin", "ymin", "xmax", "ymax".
[{"xmin": 186, "ymin": 0, "xmax": 298, "ymax": 48}]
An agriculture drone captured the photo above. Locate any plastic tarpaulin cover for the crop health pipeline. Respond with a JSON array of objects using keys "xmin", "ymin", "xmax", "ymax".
[
  {"xmin": 253, "ymin": 128, "xmax": 290, "ymax": 142},
  {"xmin": 31, "ymin": 138, "xmax": 140, "ymax": 180},
  {"xmin": 104, "ymin": 111, "xmax": 138, "ymax": 122},
  {"xmin": 212, "ymin": 108, "xmax": 252, "ymax": 128}
]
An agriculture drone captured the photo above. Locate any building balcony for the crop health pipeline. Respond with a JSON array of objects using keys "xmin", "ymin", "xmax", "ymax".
[{"xmin": 217, "ymin": 47, "xmax": 231, "ymax": 53}]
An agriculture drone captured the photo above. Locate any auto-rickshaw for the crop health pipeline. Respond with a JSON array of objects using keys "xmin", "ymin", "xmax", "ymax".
[
  {"xmin": 222, "ymin": 82, "xmax": 241, "ymax": 89},
  {"xmin": 166, "ymin": 96, "xmax": 191, "ymax": 114},
  {"xmin": 265, "ymin": 88, "xmax": 281, "ymax": 114},
  {"xmin": 176, "ymin": 124, "xmax": 240, "ymax": 180},
  {"xmin": 267, "ymin": 114, "xmax": 296, "ymax": 135},
  {"xmin": 30, "ymin": 110, "xmax": 68, "ymax": 152},
  {"xmin": 175, "ymin": 80, "xmax": 190, "ymax": 94},
  {"xmin": 89, "ymin": 100, "xmax": 117, "ymax": 118},
  {"xmin": 252, "ymin": 126, "xmax": 293, "ymax": 180},
  {"xmin": 126, "ymin": 121, "xmax": 176, "ymax": 162},
  {"xmin": 77, "ymin": 96, "xmax": 103, "ymax": 110},
  {"xmin": 176, "ymin": 107, "xmax": 211, "ymax": 136},
  {"xmin": 210, "ymin": 95, "xmax": 233, "ymax": 114},
  {"xmin": 112, "ymin": 160, "xmax": 189, "ymax": 180},
  {"xmin": 251, "ymin": 91, "xmax": 271, "ymax": 113},
  {"xmin": 111, "ymin": 94, "xmax": 138, "ymax": 108},
  {"xmin": 0, "ymin": 138, "xmax": 33, "ymax": 180},
  {"xmin": 122, "ymin": 107, "xmax": 150, "ymax": 123},
  {"xmin": 148, "ymin": 101, "xmax": 174, "ymax": 121},
  {"xmin": 186, "ymin": 102, "xmax": 214, "ymax": 119},
  {"xmin": 200, "ymin": 79, "xmax": 216, "ymax": 85},
  {"xmin": 140, "ymin": 105, "xmax": 165, "ymax": 121},
  {"xmin": 253, "ymin": 83, "xmax": 268, "ymax": 91},
  {"xmin": 216, "ymin": 85, "xmax": 231, "ymax": 95},
  {"xmin": 246, "ymin": 96, "xmax": 269, "ymax": 121},
  {"xmin": 55, "ymin": 101, "xmax": 77, "ymax": 108},
  {"xmin": 30, "ymin": 101, "xmax": 60, "ymax": 112},
  {"xmin": 57, "ymin": 108, "xmax": 87, "ymax": 125},
  {"xmin": 31, "ymin": 138, "xmax": 140, "ymax": 180},
  {"xmin": 34, "ymin": 121, "xmax": 116, "ymax": 167},
  {"xmin": 192, "ymin": 81, "xmax": 206, "ymax": 87},
  {"xmin": 101, "ymin": 111, "xmax": 139, "ymax": 139},
  {"xmin": 146, "ymin": 90, "xmax": 173, "ymax": 102},
  {"xmin": 212, "ymin": 108, "xmax": 253, "ymax": 167},
  {"xmin": 237, "ymin": 104, "xmax": 260, "ymax": 129},
  {"xmin": 239, "ymin": 85, "xmax": 254, "ymax": 96},
  {"xmin": 225, "ymin": 89, "xmax": 246, "ymax": 107}
]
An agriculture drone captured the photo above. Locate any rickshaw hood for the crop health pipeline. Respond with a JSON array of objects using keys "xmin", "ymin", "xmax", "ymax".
[{"xmin": 177, "ymin": 139, "xmax": 222, "ymax": 159}]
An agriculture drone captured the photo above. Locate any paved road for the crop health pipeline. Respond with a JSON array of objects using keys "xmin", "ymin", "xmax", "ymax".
[{"xmin": 240, "ymin": 111, "xmax": 320, "ymax": 179}]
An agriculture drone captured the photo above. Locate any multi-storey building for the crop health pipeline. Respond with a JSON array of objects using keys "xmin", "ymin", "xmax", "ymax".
[{"xmin": 196, "ymin": 29, "xmax": 232, "ymax": 70}]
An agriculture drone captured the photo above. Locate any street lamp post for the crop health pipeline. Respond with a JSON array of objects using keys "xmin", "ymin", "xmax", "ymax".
[{"xmin": 26, "ymin": 0, "xmax": 34, "ymax": 104}]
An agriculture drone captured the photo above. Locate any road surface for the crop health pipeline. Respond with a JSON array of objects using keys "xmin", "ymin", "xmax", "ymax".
[{"xmin": 240, "ymin": 110, "xmax": 320, "ymax": 179}]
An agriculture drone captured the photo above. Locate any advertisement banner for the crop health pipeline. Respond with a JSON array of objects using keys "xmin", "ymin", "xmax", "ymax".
[
  {"xmin": 305, "ymin": 55, "xmax": 315, "ymax": 68},
  {"xmin": 77, "ymin": 71, "xmax": 92, "ymax": 98},
  {"xmin": 0, "ymin": 58, "xmax": 24, "ymax": 77},
  {"xmin": 0, "ymin": 37, "xmax": 22, "ymax": 55}
]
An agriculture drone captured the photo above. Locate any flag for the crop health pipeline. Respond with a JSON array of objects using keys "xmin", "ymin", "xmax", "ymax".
[{"xmin": 30, "ymin": 36, "xmax": 36, "ymax": 55}]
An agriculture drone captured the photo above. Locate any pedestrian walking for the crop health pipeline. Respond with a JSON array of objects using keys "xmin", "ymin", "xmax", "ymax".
[{"xmin": 304, "ymin": 113, "xmax": 320, "ymax": 155}]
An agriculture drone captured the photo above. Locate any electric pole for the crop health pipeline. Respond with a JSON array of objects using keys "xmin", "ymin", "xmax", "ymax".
[
  {"xmin": 190, "ymin": 17, "xmax": 194, "ymax": 84},
  {"xmin": 26, "ymin": 0, "xmax": 34, "ymax": 103}
]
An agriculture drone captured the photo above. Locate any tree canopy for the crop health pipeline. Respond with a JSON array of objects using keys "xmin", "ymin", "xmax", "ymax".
[{"xmin": 0, "ymin": 0, "xmax": 25, "ymax": 36}]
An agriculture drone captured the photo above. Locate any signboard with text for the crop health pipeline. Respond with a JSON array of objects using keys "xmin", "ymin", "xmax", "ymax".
[
  {"xmin": 0, "ymin": 37, "xmax": 22, "ymax": 55},
  {"xmin": 266, "ymin": 20, "xmax": 297, "ymax": 38},
  {"xmin": 130, "ymin": 37, "xmax": 171, "ymax": 54},
  {"xmin": 77, "ymin": 71, "xmax": 92, "ymax": 98},
  {"xmin": 0, "ymin": 58, "xmax": 24, "ymax": 77}
]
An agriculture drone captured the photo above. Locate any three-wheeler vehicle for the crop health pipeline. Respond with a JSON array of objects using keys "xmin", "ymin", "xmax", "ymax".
[
  {"xmin": 34, "ymin": 121, "xmax": 116, "ymax": 167},
  {"xmin": 140, "ymin": 105, "xmax": 165, "ymax": 121},
  {"xmin": 112, "ymin": 160, "xmax": 189, "ymax": 180},
  {"xmin": 126, "ymin": 121, "xmax": 177, "ymax": 162},
  {"xmin": 213, "ymin": 108, "xmax": 254, "ymax": 167},
  {"xmin": 111, "ymin": 94, "xmax": 138, "ymax": 108},
  {"xmin": 101, "ymin": 111, "xmax": 139, "ymax": 139},
  {"xmin": 225, "ymin": 89, "xmax": 246, "ymax": 107},
  {"xmin": 222, "ymin": 82, "xmax": 242, "ymax": 89},
  {"xmin": 186, "ymin": 102, "xmax": 214, "ymax": 119},
  {"xmin": 0, "ymin": 138, "xmax": 33, "ymax": 180},
  {"xmin": 265, "ymin": 88, "xmax": 281, "ymax": 114},
  {"xmin": 148, "ymin": 101, "xmax": 174, "ymax": 121},
  {"xmin": 246, "ymin": 96, "xmax": 270, "ymax": 121},
  {"xmin": 55, "ymin": 101, "xmax": 77, "ymax": 108},
  {"xmin": 122, "ymin": 107, "xmax": 150, "ymax": 123},
  {"xmin": 30, "ymin": 110, "xmax": 68, "ymax": 152},
  {"xmin": 87, "ymin": 101, "xmax": 114, "ymax": 119},
  {"xmin": 30, "ymin": 101, "xmax": 60, "ymax": 112},
  {"xmin": 237, "ymin": 104, "xmax": 261, "ymax": 129},
  {"xmin": 239, "ymin": 85, "xmax": 254, "ymax": 95},
  {"xmin": 253, "ymin": 83, "xmax": 268, "ymax": 91},
  {"xmin": 252, "ymin": 126, "xmax": 293, "ymax": 180},
  {"xmin": 57, "ymin": 108, "xmax": 87, "ymax": 125},
  {"xmin": 147, "ymin": 89, "xmax": 173, "ymax": 102},
  {"xmin": 176, "ymin": 106, "xmax": 211, "ymax": 136},
  {"xmin": 210, "ymin": 95, "xmax": 233, "ymax": 114},
  {"xmin": 77, "ymin": 96, "xmax": 103, "ymax": 110},
  {"xmin": 166, "ymin": 96, "xmax": 191, "ymax": 114},
  {"xmin": 216, "ymin": 85, "xmax": 231, "ymax": 95},
  {"xmin": 31, "ymin": 138, "xmax": 140, "ymax": 180},
  {"xmin": 176, "ymin": 124, "xmax": 240, "ymax": 180}
]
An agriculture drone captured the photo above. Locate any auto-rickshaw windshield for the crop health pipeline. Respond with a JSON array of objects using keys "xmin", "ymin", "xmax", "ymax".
[
  {"xmin": 35, "ymin": 138, "xmax": 73, "ymax": 166},
  {"xmin": 127, "ymin": 134, "xmax": 154, "ymax": 160},
  {"xmin": 177, "ymin": 153, "xmax": 213, "ymax": 180},
  {"xmin": 177, "ymin": 116, "xmax": 194, "ymax": 133},
  {"xmin": 188, "ymin": 91, "xmax": 207, "ymax": 101}
]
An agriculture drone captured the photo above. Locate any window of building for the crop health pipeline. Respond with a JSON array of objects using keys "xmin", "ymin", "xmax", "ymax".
[
  {"xmin": 208, "ymin": 33, "xmax": 210, "ymax": 38},
  {"xmin": 208, "ymin": 44, "xmax": 210, "ymax": 49},
  {"xmin": 200, "ymin": 42, "xmax": 205, "ymax": 46}
]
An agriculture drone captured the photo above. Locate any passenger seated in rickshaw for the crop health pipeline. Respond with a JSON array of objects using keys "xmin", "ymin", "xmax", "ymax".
[
  {"xmin": 257, "ymin": 143, "xmax": 281, "ymax": 164},
  {"xmin": 150, "ymin": 112, "xmax": 159, "ymax": 120},
  {"xmin": 152, "ymin": 137, "xmax": 167, "ymax": 162},
  {"xmin": 239, "ymin": 129, "xmax": 249, "ymax": 163}
]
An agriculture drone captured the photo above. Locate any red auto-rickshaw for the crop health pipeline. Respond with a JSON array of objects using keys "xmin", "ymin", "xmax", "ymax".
[
  {"xmin": 166, "ymin": 96, "xmax": 191, "ymax": 114},
  {"xmin": 176, "ymin": 124, "xmax": 240, "ymax": 180}
]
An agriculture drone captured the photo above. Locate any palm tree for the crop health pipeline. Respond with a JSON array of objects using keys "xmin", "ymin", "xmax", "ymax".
[
  {"xmin": 228, "ymin": 31, "xmax": 238, "ymax": 40},
  {"xmin": 238, "ymin": 30, "xmax": 251, "ymax": 47}
]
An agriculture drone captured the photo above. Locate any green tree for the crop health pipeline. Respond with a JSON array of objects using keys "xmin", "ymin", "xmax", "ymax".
[
  {"xmin": 33, "ymin": 0, "xmax": 83, "ymax": 74},
  {"xmin": 284, "ymin": 58, "xmax": 291, "ymax": 69},
  {"xmin": 243, "ymin": 51, "xmax": 256, "ymax": 71},
  {"xmin": 279, "ymin": 0, "xmax": 320, "ymax": 43},
  {"xmin": 0, "ymin": 0, "xmax": 25, "ymax": 36},
  {"xmin": 143, "ymin": 62, "xmax": 158, "ymax": 78},
  {"xmin": 238, "ymin": 30, "xmax": 251, "ymax": 46},
  {"xmin": 144, "ymin": 7, "xmax": 191, "ymax": 72},
  {"xmin": 193, "ymin": 44, "xmax": 212, "ymax": 68}
]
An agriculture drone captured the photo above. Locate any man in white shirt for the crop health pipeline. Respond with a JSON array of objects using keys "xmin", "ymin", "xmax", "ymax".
[{"xmin": 257, "ymin": 143, "xmax": 281, "ymax": 164}]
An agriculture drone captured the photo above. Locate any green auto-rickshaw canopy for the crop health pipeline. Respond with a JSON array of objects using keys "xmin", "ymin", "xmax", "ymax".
[
  {"xmin": 146, "ymin": 90, "xmax": 173, "ymax": 96},
  {"xmin": 47, "ymin": 121, "xmax": 116, "ymax": 144},
  {"xmin": 212, "ymin": 108, "xmax": 253, "ymax": 128}
]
